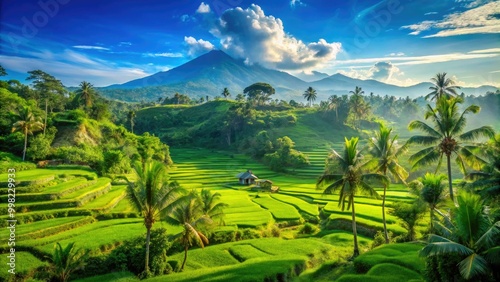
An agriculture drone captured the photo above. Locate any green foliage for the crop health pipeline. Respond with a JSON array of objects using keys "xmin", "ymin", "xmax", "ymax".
[
  {"xmin": 371, "ymin": 230, "xmax": 393, "ymax": 249},
  {"xmin": 52, "ymin": 145, "xmax": 103, "ymax": 171},
  {"xmin": 264, "ymin": 136, "xmax": 309, "ymax": 172},
  {"xmin": 420, "ymin": 192, "xmax": 500, "ymax": 281},
  {"xmin": 389, "ymin": 202, "xmax": 426, "ymax": 241},
  {"xmin": 299, "ymin": 222, "xmax": 318, "ymax": 234},
  {"xmin": 106, "ymin": 228, "xmax": 173, "ymax": 276},
  {"xmin": 352, "ymin": 243, "xmax": 424, "ymax": 274},
  {"xmin": 27, "ymin": 130, "xmax": 55, "ymax": 161},
  {"xmin": 49, "ymin": 242, "xmax": 90, "ymax": 282},
  {"xmin": 102, "ymin": 150, "xmax": 131, "ymax": 174}
]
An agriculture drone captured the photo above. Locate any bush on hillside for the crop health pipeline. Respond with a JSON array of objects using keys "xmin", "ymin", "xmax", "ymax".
[
  {"xmin": 106, "ymin": 228, "xmax": 172, "ymax": 276},
  {"xmin": 102, "ymin": 150, "xmax": 131, "ymax": 174}
]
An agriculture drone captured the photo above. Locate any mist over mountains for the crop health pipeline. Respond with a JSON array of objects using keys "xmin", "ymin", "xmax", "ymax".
[{"xmin": 101, "ymin": 50, "xmax": 497, "ymax": 102}]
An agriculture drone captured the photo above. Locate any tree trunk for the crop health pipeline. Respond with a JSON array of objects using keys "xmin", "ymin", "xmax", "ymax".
[
  {"xmin": 430, "ymin": 208, "xmax": 434, "ymax": 231},
  {"xmin": 145, "ymin": 226, "xmax": 151, "ymax": 272},
  {"xmin": 382, "ymin": 183, "xmax": 389, "ymax": 244},
  {"xmin": 351, "ymin": 195, "xmax": 359, "ymax": 257},
  {"xmin": 22, "ymin": 131, "xmax": 28, "ymax": 161},
  {"xmin": 446, "ymin": 154, "xmax": 454, "ymax": 202},
  {"xmin": 44, "ymin": 99, "xmax": 48, "ymax": 135},
  {"xmin": 181, "ymin": 244, "xmax": 188, "ymax": 270}
]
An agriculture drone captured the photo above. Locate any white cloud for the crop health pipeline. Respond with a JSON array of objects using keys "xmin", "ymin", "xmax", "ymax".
[
  {"xmin": 196, "ymin": 2, "xmax": 211, "ymax": 13},
  {"xmin": 118, "ymin": 42, "xmax": 132, "ymax": 46},
  {"xmin": 402, "ymin": 2, "xmax": 500, "ymax": 37},
  {"xmin": 210, "ymin": 4, "xmax": 341, "ymax": 70},
  {"xmin": 424, "ymin": 12, "xmax": 438, "ymax": 15},
  {"xmin": 72, "ymin": 45, "xmax": 110, "ymax": 51},
  {"xmin": 338, "ymin": 61, "xmax": 415, "ymax": 86},
  {"xmin": 468, "ymin": 48, "xmax": 500, "ymax": 54},
  {"xmin": 184, "ymin": 36, "xmax": 214, "ymax": 57},
  {"xmin": 143, "ymin": 52, "xmax": 184, "ymax": 58},
  {"xmin": 0, "ymin": 50, "xmax": 149, "ymax": 86},
  {"xmin": 290, "ymin": 0, "xmax": 306, "ymax": 7},
  {"xmin": 387, "ymin": 52, "xmax": 405, "ymax": 57},
  {"xmin": 329, "ymin": 50, "xmax": 498, "ymax": 66}
]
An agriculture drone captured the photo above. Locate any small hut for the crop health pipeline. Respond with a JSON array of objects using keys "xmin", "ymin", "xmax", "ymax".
[{"xmin": 236, "ymin": 170, "xmax": 258, "ymax": 185}]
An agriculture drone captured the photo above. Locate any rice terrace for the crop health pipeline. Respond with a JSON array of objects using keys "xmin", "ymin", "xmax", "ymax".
[{"xmin": 0, "ymin": 1, "xmax": 499, "ymax": 282}]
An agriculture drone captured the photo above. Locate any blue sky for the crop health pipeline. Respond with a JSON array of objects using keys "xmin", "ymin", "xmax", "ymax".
[{"xmin": 0, "ymin": 0, "xmax": 499, "ymax": 87}]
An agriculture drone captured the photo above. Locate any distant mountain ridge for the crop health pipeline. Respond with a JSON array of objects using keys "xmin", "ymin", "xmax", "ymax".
[{"xmin": 101, "ymin": 50, "xmax": 498, "ymax": 102}]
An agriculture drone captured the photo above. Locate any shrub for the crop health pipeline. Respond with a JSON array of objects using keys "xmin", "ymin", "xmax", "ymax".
[
  {"xmin": 209, "ymin": 230, "xmax": 236, "ymax": 244},
  {"xmin": 102, "ymin": 150, "xmax": 131, "ymax": 174},
  {"xmin": 371, "ymin": 230, "xmax": 393, "ymax": 249},
  {"xmin": 235, "ymin": 228, "xmax": 262, "ymax": 241},
  {"xmin": 299, "ymin": 223, "xmax": 318, "ymax": 235},
  {"xmin": 106, "ymin": 228, "xmax": 172, "ymax": 276}
]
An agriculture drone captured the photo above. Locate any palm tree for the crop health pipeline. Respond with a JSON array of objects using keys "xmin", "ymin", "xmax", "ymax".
[
  {"xmin": 425, "ymin": 72, "xmax": 461, "ymax": 101},
  {"xmin": 11, "ymin": 106, "xmax": 44, "ymax": 161},
  {"xmin": 418, "ymin": 173, "xmax": 447, "ymax": 231},
  {"xmin": 221, "ymin": 87, "xmax": 231, "ymax": 99},
  {"xmin": 328, "ymin": 95, "xmax": 341, "ymax": 121},
  {"xmin": 75, "ymin": 81, "xmax": 95, "ymax": 110},
  {"xmin": 168, "ymin": 192, "xmax": 211, "ymax": 270},
  {"xmin": 420, "ymin": 192, "xmax": 500, "ymax": 280},
  {"xmin": 128, "ymin": 110, "xmax": 136, "ymax": 133},
  {"xmin": 49, "ymin": 242, "xmax": 89, "ymax": 282},
  {"xmin": 126, "ymin": 161, "xmax": 184, "ymax": 274},
  {"xmin": 349, "ymin": 87, "xmax": 370, "ymax": 128},
  {"xmin": 317, "ymin": 137, "xmax": 389, "ymax": 257},
  {"xmin": 407, "ymin": 97, "xmax": 495, "ymax": 202},
  {"xmin": 200, "ymin": 189, "xmax": 228, "ymax": 225},
  {"xmin": 303, "ymin": 86, "xmax": 317, "ymax": 107},
  {"xmin": 368, "ymin": 124, "xmax": 409, "ymax": 243}
]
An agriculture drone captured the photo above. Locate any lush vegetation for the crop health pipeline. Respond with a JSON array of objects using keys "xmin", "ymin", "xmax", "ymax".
[{"xmin": 0, "ymin": 67, "xmax": 498, "ymax": 281}]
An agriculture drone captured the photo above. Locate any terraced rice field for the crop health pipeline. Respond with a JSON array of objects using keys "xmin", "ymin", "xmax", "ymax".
[{"xmin": 0, "ymin": 148, "xmax": 423, "ymax": 280}]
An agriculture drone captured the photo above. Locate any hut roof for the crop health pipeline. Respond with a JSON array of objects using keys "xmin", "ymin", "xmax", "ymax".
[{"xmin": 236, "ymin": 170, "xmax": 258, "ymax": 179}]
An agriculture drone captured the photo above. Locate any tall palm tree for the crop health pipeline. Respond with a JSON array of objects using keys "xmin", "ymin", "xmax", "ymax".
[
  {"xmin": 368, "ymin": 124, "xmax": 409, "ymax": 243},
  {"xmin": 75, "ymin": 81, "xmax": 95, "ymax": 110},
  {"xmin": 418, "ymin": 173, "xmax": 447, "ymax": 231},
  {"xmin": 425, "ymin": 72, "xmax": 461, "ymax": 101},
  {"xmin": 126, "ymin": 161, "xmax": 184, "ymax": 274},
  {"xmin": 200, "ymin": 189, "xmax": 228, "ymax": 225},
  {"xmin": 349, "ymin": 87, "xmax": 370, "ymax": 128},
  {"xmin": 49, "ymin": 242, "xmax": 89, "ymax": 282},
  {"xmin": 128, "ymin": 110, "xmax": 136, "ymax": 133},
  {"xmin": 11, "ymin": 106, "xmax": 44, "ymax": 161},
  {"xmin": 420, "ymin": 192, "xmax": 500, "ymax": 280},
  {"xmin": 407, "ymin": 97, "xmax": 495, "ymax": 202},
  {"xmin": 317, "ymin": 137, "xmax": 389, "ymax": 257},
  {"xmin": 168, "ymin": 192, "xmax": 211, "ymax": 270},
  {"xmin": 328, "ymin": 95, "xmax": 341, "ymax": 121},
  {"xmin": 221, "ymin": 87, "xmax": 231, "ymax": 99},
  {"xmin": 303, "ymin": 87, "xmax": 317, "ymax": 107}
]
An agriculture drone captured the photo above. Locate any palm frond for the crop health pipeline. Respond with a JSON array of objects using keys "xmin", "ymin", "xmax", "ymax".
[
  {"xmin": 408, "ymin": 120, "xmax": 442, "ymax": 138},
  {"xmin": 406, "ymin": 135, "xmax": 441, "ymax": 146},
  {"xmin": 483, "ymin": 246, "xmax": 500, "ymax": 265},
  {"xmin": 459, "ymin": 126, "xmax": 495, "ymax": 141},
  {"xmin": 409, "ymin": 147, "xmax": 442, "ymax": 170},
  {"xmin": 359, "ymin": 180, "xmax": 381, "ymax": 199},
  {"xmin": 316, "ymin": 174, "xmax": 343, "ymax": 189},
  {"xmin": 475, "ymin": 221, "xmax": 500, "ymax": 251},
  {"xmin": 458, "ymin": 253, "xmax": 489, "ymax": 280},
  {"xmin": 420, "ymin": 240, "xmax": 474, "ymax": 257},
  {"xmin": 322, "ymin": 178, "xmax": 345, "ymax": 195}
]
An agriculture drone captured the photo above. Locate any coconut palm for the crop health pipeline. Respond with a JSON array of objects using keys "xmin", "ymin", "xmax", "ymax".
[
  {"xmin": 167, "ymin": 192, "xmax": 212, "ymax": 270},
  {"xmin": 49, "ymin": 242, "xmax": 89, "ymax": 282},
  {"xmin": 75, "ymin": 81, "xmax": 95, "ymax": 110},
  {"xmin": 348, "ymin": 87, "xmax": 370, "ymax": 128},
  {"xmin": 407, "ymin": 97, "xmax": 495, "ymax": 202},
  {"xmin": 303, "ymin": 86, "xmax": 317, "ymax": 107},
  {"xmin": 420, "ymin": 192, "xmax": 500, "ymax": 280},
  {"xmin": 317, "ymin": 137, "xmax": 389, "ymax": 257},
  {"xmin": 425, "ymin": 72, "xmax": 461, "ymax": 101},
  {"xmin": 126, "ymin": 161, "xmax": 184, "ymax": 274},
  {"xmin": 418, "ymin": 173, "xmax": 447, "ymax": 231},
  {"xmin": 11, "ymin": 106, "xmax": 44, "ymax": 161},
  {"xmin": 368, "ymin": 124, "xmax": 409, "ymax": 243},
  {"xmin": 200, "ymin": 189, "xmax": 228, "ymax": 225},
  {"xmin": 221, "ymin": 87, "xmax": 231, "ymax": 99}
]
